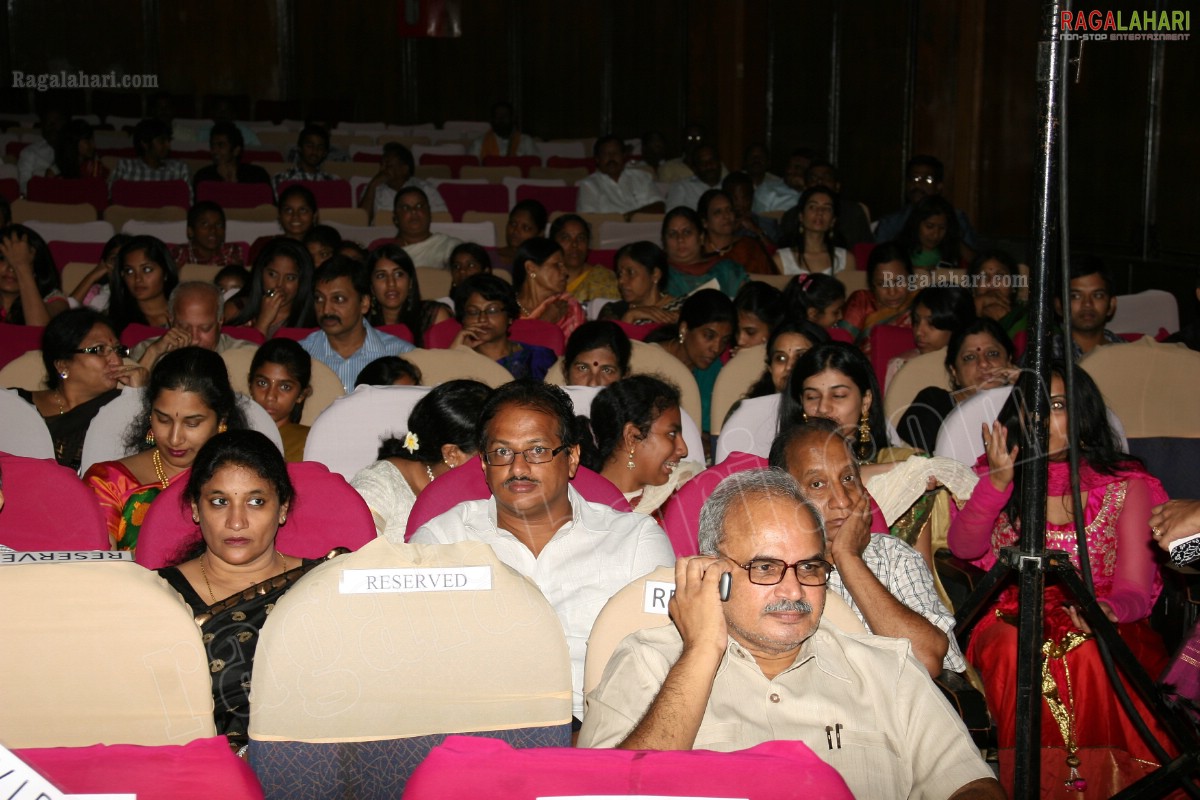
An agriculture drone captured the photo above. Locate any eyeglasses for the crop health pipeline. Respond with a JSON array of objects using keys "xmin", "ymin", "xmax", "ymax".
[
  {"xmin": 483, "ymin": 444, "xmax": 569, "ymax": 467},
  {"xmin": 463, "ymin": 305, "xmax": 507, "ymax": 319},
  {"xmin": 75, "ymin": 343, "xmax": 129, "ymax": 358},
  {"xmin": 718, "ymin": 551, "xmax": 835, "ymax": 587},
  {"xmin": 908, "ymin": 175, "xmax": 936, "ymax": 185},
  {"xmin": 397, "ymin": 203, "xmax": 429, "ymax": 213}
]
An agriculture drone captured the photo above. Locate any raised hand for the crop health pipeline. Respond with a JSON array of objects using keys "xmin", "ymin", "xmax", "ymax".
[{"xmin": 982, "ymin": 420, "xmax": 1018, "ymax": 491}]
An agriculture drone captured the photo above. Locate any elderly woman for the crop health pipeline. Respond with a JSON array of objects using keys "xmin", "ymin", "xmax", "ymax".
[
  {"xmin": 840, "ymin": 241, "xmax": 916, "ymax": 353},
  {"xmin": 698, "ymin": 188, "xmax": 774, "ymax": 276},
  {"xmin": 157, "ymin": 430, "xmax": 346, "ymax": 751},
  {"xmin": 551, "ymin": 214, "xmax": 619, "ymax": 302},
  {"xmin": 563, "ymin": 320, "xmax": 632, "ymax": 388},
  {"xmin": 84, "ymin": 347, "xmax": 247, "ymax": 550},
  {"xmin": 15, "ymin": 308, "xmax": 146, "ymax": 470},
  {"xmin": 599, "ymin": 240, "xmax": 681, "ymax": 326},
  {"xmin": 350, "ymin": 380, "xmax": 490, "ymax": 542},
  {"xmin": 662, "ymin": 207, "xmax": 748, "ymax": 298},
  {"xmin": 512, "ymin": 236, "xmax": 585, "ymax": 339},
  {"xmin": 451, "ymin": 273, "xmax": 557, "ymax": 380}
]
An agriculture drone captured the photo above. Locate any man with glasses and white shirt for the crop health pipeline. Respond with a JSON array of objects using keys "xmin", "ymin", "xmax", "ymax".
[
  {"xmin": 410, "ymin": 380, "xmax": 675, "ymax": 727},
  {"xmin": 874, "ymin": 154, "xmax": 979, "ymax": 253}
]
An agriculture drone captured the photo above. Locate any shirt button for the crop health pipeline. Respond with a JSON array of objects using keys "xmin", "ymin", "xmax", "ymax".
[{"xmin": 769, "ymin": 693, "xmax": 781, "ymax": 703}]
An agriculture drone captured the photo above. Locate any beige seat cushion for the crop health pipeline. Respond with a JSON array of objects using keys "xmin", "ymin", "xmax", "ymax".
[
  {"xmin": 884, "ymin": 347, "xmax": 951, "ymax": 423},
  {"xmin": 401, "ymin": 346, "xmax": 515, "ymax": 388},
  {"xmin": 1081, "ymin": 336, "xmax": 1200, "ymax": 437},
  {"xmin": 710, "ymin": 344, "xmax": 767, "ymax": 435}
]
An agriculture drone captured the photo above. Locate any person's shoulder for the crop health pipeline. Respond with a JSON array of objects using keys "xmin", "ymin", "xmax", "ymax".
[
  {"xmin": 813, "ymin": 621, "xmax": 914, "ymax": 676},
  {"xmin": 619, "ymin": 620, "xmax": 685, "ymax": 663},
  {"xmin": 297, "ymin": 329, "xmax": 325, "ymax": 350},
  {"xmin": 416, "ymin": 499, "xmax": 492, "ymax": 539}
]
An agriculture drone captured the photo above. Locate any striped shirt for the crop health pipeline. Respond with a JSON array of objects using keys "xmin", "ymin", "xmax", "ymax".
[{"xmin": 299, "ymin": 319, "xmax": 414, "ymax": 392}]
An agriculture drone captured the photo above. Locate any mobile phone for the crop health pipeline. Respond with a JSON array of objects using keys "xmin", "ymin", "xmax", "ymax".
[{"xmin": 719, "ymin": 571, "xmax": 732, "ymax": 602}]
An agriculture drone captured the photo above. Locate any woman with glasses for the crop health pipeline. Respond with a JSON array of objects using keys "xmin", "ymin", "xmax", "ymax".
[
  {"xmin": 14, "ymin": 308, "xmax": 146, "ymax": 470},
  {"xmin": 450, "ymin": 273, "xmax": 556, "ymax": 380}
]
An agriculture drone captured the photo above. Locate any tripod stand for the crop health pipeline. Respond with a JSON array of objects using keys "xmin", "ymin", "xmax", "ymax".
[{"xmin": 948, "ymin": 2, "xmax": 1200, "ymax": 796}]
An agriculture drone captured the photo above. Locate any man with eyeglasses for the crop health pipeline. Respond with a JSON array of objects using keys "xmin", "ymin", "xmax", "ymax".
[
  {"xmin": 410, "ymin": 380, "xmax": 674, "ymax": 726},
  {"xmin": 874, "ymin": 154, "xmax": 979, "ymax": 251},
  {"xmin": 579, "ymin": 467, "xmax": 1001, "ymax": 800},
  {"xmin": 392, "ymin": 187, "xmax": 462, "ymax": 269}
]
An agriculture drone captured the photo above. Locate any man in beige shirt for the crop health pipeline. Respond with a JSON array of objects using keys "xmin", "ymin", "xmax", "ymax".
[{"xmin": 579, "ymin": 468, "xmax": 1002, "ymax": 800}]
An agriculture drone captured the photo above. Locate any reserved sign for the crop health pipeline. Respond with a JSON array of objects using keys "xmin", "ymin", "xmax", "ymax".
[
  {"xmin": 643, "ymin": 581, "xmax": 676, "ymax": 615},
  {"xmin": 339, "ymin": 566, "xmax": 493, "ymax": 594},
  {"xmin": 0, "ymin": 551, "xmax": 134, "ymax": 565}
]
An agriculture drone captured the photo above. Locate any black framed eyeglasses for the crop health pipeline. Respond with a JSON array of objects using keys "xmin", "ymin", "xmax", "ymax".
[
  {"xmin": 719, "ymin": 552, "xmax": 835, "ymax": 587},
  {"xmin": 483, "ymin": 444, "xmax": 569, "ymax": 467},
  {"xmin": 75, "ymin": 343, "xmax": 129, "ymax": 358}
]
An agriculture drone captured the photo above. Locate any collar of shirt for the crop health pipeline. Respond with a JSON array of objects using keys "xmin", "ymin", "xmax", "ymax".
[
  {"xmin": 722, "ymin": 624, "xmax": 851, "ymax": 683},
  {"xmin": 484, "ymin": 484, "xmax": 583, "ymax": 542}
]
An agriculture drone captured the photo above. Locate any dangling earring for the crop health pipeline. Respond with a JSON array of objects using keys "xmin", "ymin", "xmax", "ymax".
[
  {"xmin": 801, "ymin": 411, "xmax": 809, "ymax": 423},
  {"xmin": 218, "ymin": 421, "xmax": 227, "ymax": 434},
  {"xmin": 627, "ymin": 448, "xmax": 636, "ymax": 471},
  {"xmin": 856, "ymin": 407, "xmax": 872, "ymax": 461},
  {"xmin": 144, "ymin": 429, "xmax": 156, "ymax": 446},
  {"xmin": 677, "ymin": 331, "xmax": 685, "ymax": 344}
]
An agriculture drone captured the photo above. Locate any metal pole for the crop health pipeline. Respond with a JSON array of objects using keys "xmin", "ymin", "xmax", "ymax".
[{"xmin": 1012, "ymin": 1, "xmax": 1063, "ymax": 794}]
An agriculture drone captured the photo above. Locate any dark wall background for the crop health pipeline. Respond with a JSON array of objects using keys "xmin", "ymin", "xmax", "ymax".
[{"xmin": 0, "ymin": 0, "xmax": 1196, "ymax": 272}]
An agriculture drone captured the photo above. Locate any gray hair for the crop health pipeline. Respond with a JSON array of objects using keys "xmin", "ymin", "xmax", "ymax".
[
  {"xmin": 697, "ymin": 468, "xmax": 826, "ymax": 555},
  {"xmin": 168, "ymin": 280, "xmax": 224, "ymax": 324}
]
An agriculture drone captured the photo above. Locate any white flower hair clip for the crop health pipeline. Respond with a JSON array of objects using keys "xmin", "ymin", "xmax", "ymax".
[{"xmin": 403, "ymin": 432, "xmax": 419, "ymax": 453}]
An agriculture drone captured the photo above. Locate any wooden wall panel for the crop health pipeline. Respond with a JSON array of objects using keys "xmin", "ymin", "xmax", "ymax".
[
  {"xmin": 411, "ymin": 0, "xmax": 513, "ymax": 127},
  {"xmin": 1156, "ymin": 43, "xmax": 1200, "ymax": 260},
  {"xmin": 766, "ymin": 0, "xmax": 834, "ymax": 176},
  {"xmin": 610, "ymin": 0, "xmax": 687, "ymax": 146},
  {"xmin": 518, "ymin": 0, "xmax": 606, "ymax": 139}
]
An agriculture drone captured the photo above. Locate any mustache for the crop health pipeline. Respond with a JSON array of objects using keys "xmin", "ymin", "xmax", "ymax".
[
  {"xmin": 504, "ymin": 477, "xmax": 539, "ymax": 488},
  {"xmin": 763, "ymin": 599, "xmax": 813, "ymax": 614},
  {"xmin": 320, "ymin": 315, "xmax": 341, "ymax": 324}
]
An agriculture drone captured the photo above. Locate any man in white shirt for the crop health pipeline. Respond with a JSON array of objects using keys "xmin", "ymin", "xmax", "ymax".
[
  {"xmin": 411, "ymin": 380, "xmax": 675, "ymax": 722},
  {"xmin": 358, "ymin": 142, "xmax": 447, "ymax": 220},
  {"xmin": 129, "ymin": 281, "xmax": 254, "ymax": 368},
  {"xmin": 575, "ymin": 135, "xmax": 665, "ymax": 220},
  {"xmin": 665, "ymin": 143, "xmax": 724, "ymax": 212},
  {"xmin": 17, "ymin": 107, "xmax": 65, "ymax": 193}
]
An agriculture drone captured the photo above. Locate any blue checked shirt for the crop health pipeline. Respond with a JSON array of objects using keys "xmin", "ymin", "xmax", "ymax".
[{"xmin": 300, "ymin": 319, "xmax": 414, "ymax": 392}]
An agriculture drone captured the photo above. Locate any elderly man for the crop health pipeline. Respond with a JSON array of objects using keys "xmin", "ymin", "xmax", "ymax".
[
  {"xmin": 358, "ymin": 142, "xmax": 447, "ymax": 220},
  {"xmin": 393, "ymin": 187, "xmax": 462, "ymax": 269},
  {"xmin": 575, "ymin": 135, "xmax": 664, "ymax": 219},
  {"xmin": 579, "ymin": 468, "xmax": 1002, "ymax": 800},
  {"xmin": 299, "ymin": 256, "xmax": 413, "ymax": 391},
  {"xmin": 410, "ymin": 380, "xmax": 675, "ymax": 723},
  {"xmin": 664, "ymin": 143, "xmax": 724, "ymax": 212},
  {"xmin": 768, "ymin": 417, "xmax": 964, "ymax": 676},
  {"xmin": 130, "ymin": 281, "xmax": 254, "ymax": 369}
]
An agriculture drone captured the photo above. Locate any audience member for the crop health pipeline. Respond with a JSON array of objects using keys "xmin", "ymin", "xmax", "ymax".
[
  {"xmin": 0, "ymin": 224, "xmax": 66, "ymax": 325},
  {"xmin": 272, "ymin": 124, "xmax": 336, "ymax": 190},
  {"xmin": 448, "ymin": 241, "xmax": 492, "ymax": 293},
  {"xmin": 107, "ymin": 235, "xmax": 179, "ymax": 334},
  {"xmin": 303, "ymin": 224, "xmax": 341, "ymax": 267},
  {"xmin": 628, "ymin": 130, "xmax": 668, "ymax": 175},
  {"xmin": 393, "ymin": 187, "xmax": 462, "ymax": 269},
  {"xmin": 898, "ymin": 195, "xmax": 967, "ymax": 270},
  {"xmin": 662, "ymin": 207, "xmax": 748, "ymax": 298},
  {"xmin": 874, "ymin": 155, "xmax": 978, "ymax": 253},
  {"xmin": 731, "ymin": 281, "xmax": 783, "ymax": 354},
  {"xmin": 741, "ymin": 142, "xmax": 778, "ymax": 191},
  {"xmin": 742, "ymin": 320, "xmax": 829, "ymax": 399},
  {"xmin": 576, "ymin": 135, "xmax": 664, "ymax": 219},
  {"xmin": 67, "ymin": 233, "xmax": 132, "ymax": 313},
  {"xmin": 354, "ymin": 355, "xmax": 421, "ymax": 387},
  {"xmin": 578, "ymin": 468, "xmax": 1001, "ymax": 800},
  {"xmin": 513, "ymin": 236, "xmax": 584, "ymax": 339},
  {"xmin": 157, "ymin": 430, "xmax": 345, "ymax": 749},
  {"xmin": 49, "ymin": 119, "xmax": 108, "ymax": 180},
  {"xmin": 840, "ymin": 241, "xmax": 915, "ymax": 351},
  {"xmin": 885, "ymin": 285, "xmax": 976, "ymax": 388},
  {"xmin": 365, "ymin": 244, "xmax": 427, "ymax": 345},
  {"xmin": 247, "ymin": 338, "xmax": 312, "ymax": 462},
  {"xmin": 1051, "ymin": 255, "xmax": 1125, "ymax": 360},
  {"xmin": 227, "ymin": 238, "xmax": 317, "ymax": 338},
  {"xmin": 83, "ymin": 346, "xmax": 247, "ymax": 550},
  {"xmin": 699, "ymin": 189, "xmax": 773, "ymax": 275},
  {"xmin": 300, "ymin": 255, "xmax": 415, "ymax": 392},
  {"xmin": 721, "ymin": 171, "xmax": 778, "ymax": 246},
  {"xmin": 551, "ymin": 214, "xmax": 619, "ymax": 303},
  {"xmin": 968, "ymin": 248, "xmax": 1027, "ymax": 341},
  {"xmin": 650, "ymin": 288, "xmax": 735, "ymax": 434},
  {"xmin": 665, "ymin": 143, "xmax": 724, "ymax": 212},
  {"xmin": 774, "ymin": 186, "xmax": 857, "ymax": 275},
  {"xmin": 496, "ymin": 198, "xmax": 548, "ymax": 266},
  {"xmin": 752, "ymin": 146, "xmax": 814, "ymax": 212},
  {"xmin": 790, "ymin": 160, "xmax": 873, "ymax": 246},
  {"xmin": 656, "ymin": 124, "xmax": 707, "ymax": 183},
  {"xmin": 599, "ymin": 241, "xmax": 680, "ymax": 325},
  {"xmin": 451, "ymin": 274, "xmax": 556, "ymax": 380},
  {"xmin": 467, "ymin": 101, "xmax": 537, "ymax": 158},
  {"xmin": 108, "ymin": 118, "xmax": 191, "ymax": 188},
  {"xmin": 15, "ymin": 309, "xmax": 145, "ymax": 470},
  {"xmin": 170, "ymin": 202, "xmax": 243, "ymax": 268},
  {"xmin": 214, "ymin": 264, "xmax": 248, "ymax": 302},
  {"xmin": 358, "ymin": 142, "xmax": 447, "ymax": 219},
  {"xmin": 781, "ymin": 272, "xmax": 847, "ymax": 329},
  {"xmin": 563, "ymin": 320, "xmax": 632, "ymax": 388},
  {"xmin": 411, "ymin": 380, "xmax": 675, "ymax": 720},
  {"xmin": 350, "ymin": 379, "xmax": 489, "ymax": 542},
  {"xmin": 18, "ymin": 105, "xmax": 66, "ymax": 192},
  {"xmin": 130, "ymin": 281, "xmax": 255, "ymax": 369},
  {"xmin": 191, "ymin": 121, "xmax": 271, "ymax": 188}
]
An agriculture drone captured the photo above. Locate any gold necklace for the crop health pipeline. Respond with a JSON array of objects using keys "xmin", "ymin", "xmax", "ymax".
[
  {"xmin": 53, "ymin": 391, "xmax": 66, "ymax": 416},
  {"xmin": 152, "ymin": 449, "xmax": 171, "ymax": 488},
  {"xmin": 199, "ymin": 550, "xmax": 285, "ymax": 604}
]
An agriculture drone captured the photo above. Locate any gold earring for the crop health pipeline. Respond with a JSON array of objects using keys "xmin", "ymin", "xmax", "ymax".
[
  {"xmin": 145, "ymin": 429, "xmax": 156, "ymax": 446},
  {"xmin": 218, "ymin": 421, "xmax": 227, "ymax": 434},
  {"xmin": 856, "ymin": 407, "xmax": 872, "ymax": 460},
  {"xmin": 627, "ymin": 448, "xmax": 636, "ymax": 470}
]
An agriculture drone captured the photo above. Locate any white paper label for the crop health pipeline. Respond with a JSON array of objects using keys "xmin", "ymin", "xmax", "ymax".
[
  {"xmin": 0, "ymin": 551, "xmax": 134, "ymax": 566},
  {"xmin": 0, "ymin": 742, "xmax": 67, "ymax": 799},
  {"xmin": 642, "ymin": 580, "xmax": 675, "ymax": 615},
  {"xmin": 339, "ymin": 566, "xmax": 492, "ymax": 594}
]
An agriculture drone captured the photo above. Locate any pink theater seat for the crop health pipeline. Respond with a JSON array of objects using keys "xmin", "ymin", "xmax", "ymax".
[
  {"xmin": 404, "ymin": 456, "xmax": 630, "ymax": 539},
  {"xmin": 119, "ymin": 322, "xmax": 167, "ymax": 349},
  {"xmin": 5, "ymin": 141, "xmax": 28, "ymax": 159},
  {"xmin": 0, "ymin": 453, "xmax": 108, "ymax": 551},
  {"xmin": 589, "ymin": 248, "xmax": 617, "ymax": 270},
  {"xmin": 422, "ymin": 318, "xmax": 460, "ymax": 349},
  {"xmin": 276, "ymin": 179, "xmax": 352, "ymax": 208},
  {"xmin": 136, "ymin": 460, "xmax": 377, "ymax": 569},
  {"xmin": 827, "ymin": 326, "xmax": 854, "ymax": 344},
  {"xmin": 659, "ymin": 451, "xmax": 768, "ymax": 556},
  {"xmin": 0, "ymin": 324, "xmax": 44, "ymax": 369},
  {"xmin": 27, "ymin": 176, "xmax": 108, "ymax": 213},
  {"xmin": 438, "ymin": 183, "xmax": 508, "ymax": 220},
  {"xmin": 271, "ymin": 327, "xmax": 319, "ymax": 342},
  {"xmin": 111, "ymin": 179, "xmax": 191, "ymax": 209},
  {"xmin": 48, "ymin": 240, "xmax": 105, "ymax": 269},
  {"xmin": 418, "ymin": 154, "xmax": 479, "ymax": 178},
  {"xmin": 240, "ymin": 149, "xmax": 285, "ymax": 163},
  {"xmin": 375, "ymin": 322, "xmax": 414, "ymax": 343},
  {"xmin": 510, "ymin": 318, "xmax": 565, "ymax": 355},
  {"xmin": 868, "ymin": 323, "xmax": 915, "ymax": 391},
  {"xmin": 516, "ymin": 184, "xmax": 578, "ymax": 215},
  {"xmin": 403, "ymin": 736, "xmax": 853, "ymax": 800},
  {"xmin": 0, "ymin": 178, "xmax": 18, "ymax": 203},
  {"xmin": 611, "ymin": 320, "xmax": 664, "ymax": 342},
  {"xmin": 196, "ymin": 181, "xmax": 275, "ymax": 208},
  {"xmin": 482, "ymin": 155, "xmax": 541, "ymax": 176},
  {"xmin": 222, "ymin": 326, "xmax": 266, "ymax": 346},
  {"xmin": 852, "ymin": 242, "xmax": 875, "ymax": 269}
]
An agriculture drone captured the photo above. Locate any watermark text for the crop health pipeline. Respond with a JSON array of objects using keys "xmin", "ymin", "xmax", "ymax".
[{"xmin": 12, "ymin": 70, "xmax": 159, "ymax": 92}]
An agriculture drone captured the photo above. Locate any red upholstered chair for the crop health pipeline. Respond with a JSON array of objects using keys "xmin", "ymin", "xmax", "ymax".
[
  {"xmin": 421, "ymin": 318, "xmax": 461, "ymax": 349},
  {"xmin": 196, "ymin": 181, "xmax": 275, "ymax": 208},
  {"xmin": 418, "ymin": 153, "xmax": 479, "ymax": 178},
  {"xmin": 375, "ymin": 322, "xmax": 414, "ymax": 343},
  {"xmin": 481, "ymin": 155, "xmax": 541, "ymax": 176},
  {"xmin": 222, "ymin": 326, "xmax": 266, "ymax": 345},
  {"xmin": 403, "ymin": 737, "xmax": 853, "ymax": 800},
  {"xmin": 111, "ymin": 179, "xmax": 191, "ymax": 209},
  {"xmin": 0, "ymin": 453, "xmax": 108, "ymax": 551},
  {"xmin": 404, "ymin": 456, "xmax": 631, "ymax": 539},
  {"xmin": 852, "ymin": 242, "xmax": 875, "ymax": 269},
  {"xmin": 545, "ymin": 156, "xmax": 594, "ymax": 171},
  {"xmin": 27, "ymin": 176, "xmax": 108, "ymax": 213},
  {"xmin": 438, "ymin": 183, "xmax": 508, "ymax": 220},
  {"xmin": 868, "ymin": 323, "xmax": 916, "ymax": 391},
  {"xmin": 119, "ymin": 322, "xmax": 167, "ymax": 349},
  {"xmin": 272, "ymin": 327, "xmax": 319, "ymax": 342},
  {"xmin": 515, "ymin": 184, "xmax": 578, "ymax": 215},
  {"xmin": 135, "ymin": 461, "xmax": 377, "ymax": 569},
  {"xmin": 5, "ymin": 141, "xmax": 28, "ymax": 159},
  {"xmin": 276, "ymin": 179, "xmax": 352, "ymax": 208},
  {"xmin": 510, "ymin": 318, "xmax": 565, "ymax": 355},
  {"xmin": 48, "ymin": 240, "xmax": 105, "ymax": 268},
  {"xmin": 589, "ymin": 248, "xmax": 617, "ymax": 270},
  {"xmin": 241, "ymin": 148, "xmax": 285, "ymax": 163},
  {"xmin": 0, "ymin": 178, "xmax": 17, "ymax": 202},
  {"xmin": 658, "ymin": 451, "xmax": 768, "ymax": 557},
  {"xmin": 827, "ymin": 326, "xmax": 854, "ymax": 344},
  {"xmin": 0, "ymin": 323, "xmax": 43, "ymax": 369},
  {"xmin": 611, "ymin": 320, "xmax": 663, "ymax": 342}
]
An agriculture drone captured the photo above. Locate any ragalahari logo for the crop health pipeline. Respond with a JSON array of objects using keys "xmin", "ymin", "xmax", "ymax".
[{"xmin": 1059, "ymin": 9, "xmax": 1191, "ymax": 41}]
